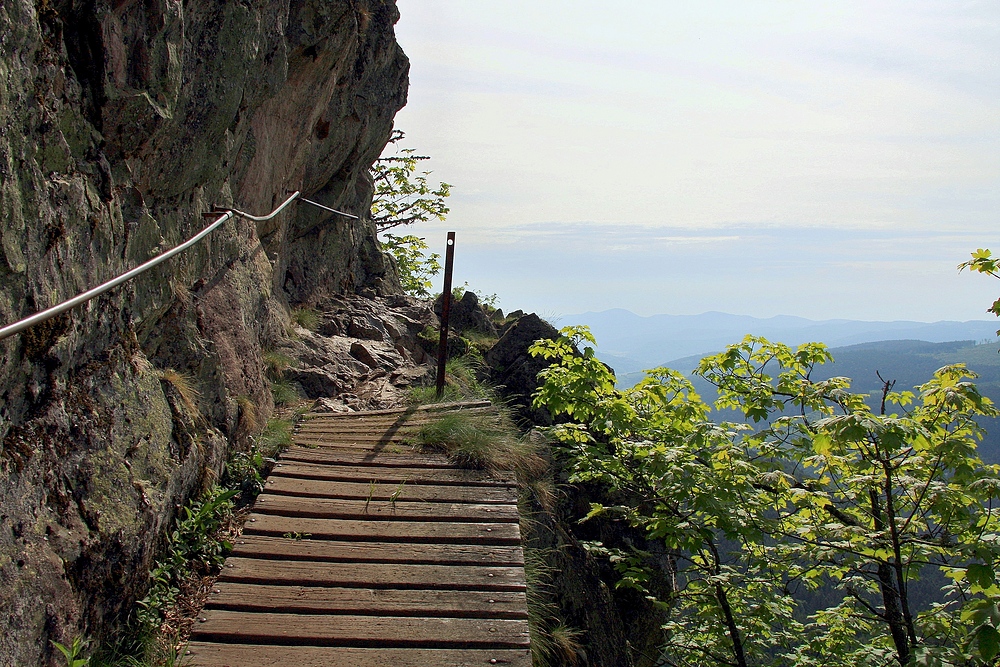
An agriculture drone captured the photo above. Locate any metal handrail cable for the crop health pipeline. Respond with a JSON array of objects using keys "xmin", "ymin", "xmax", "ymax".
[{"xmin": 0, "ymin": 191, "xmax": 308, "ymax": 342}]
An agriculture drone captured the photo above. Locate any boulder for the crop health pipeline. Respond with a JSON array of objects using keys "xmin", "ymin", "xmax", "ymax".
[
  {"xmin": 434, "ymin": 290, "xmax": 497, "ymax": 337},
  {"xmin": 484, "ymin": 314, "xmax": 560, "ymax": 425}
]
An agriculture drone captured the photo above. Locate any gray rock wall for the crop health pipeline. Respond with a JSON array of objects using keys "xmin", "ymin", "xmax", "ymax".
[{"xmin": 0, "ymin": 0, "xmax": 407, "ymax": 663}]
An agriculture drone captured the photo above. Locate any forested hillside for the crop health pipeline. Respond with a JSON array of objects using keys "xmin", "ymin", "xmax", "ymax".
[
  {"xmin": 622, "ymin": 339, "xmax": 1000, "ymax": 463},
  {"xmin": 531, "ymin": 327, "xmax": 1000, "ymax": 666}
]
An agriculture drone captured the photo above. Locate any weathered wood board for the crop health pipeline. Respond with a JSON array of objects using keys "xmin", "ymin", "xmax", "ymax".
[{"xmin": 187, "ymin": 401, "xmax": 531, "ymax": 667}]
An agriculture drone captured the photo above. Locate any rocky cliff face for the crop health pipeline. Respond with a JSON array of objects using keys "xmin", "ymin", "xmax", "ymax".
[{"xmin": 0, "ymin": 1, "xmax": 407, "ymax": 663}]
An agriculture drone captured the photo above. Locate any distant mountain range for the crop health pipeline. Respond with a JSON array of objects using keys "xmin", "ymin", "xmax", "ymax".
[
  {"xmin": 557, "ymin": 310, "xmax": 1000, "ymax": 462},
  {"xmin": 560, "ymin": 309, "xmax": 1000, "ymax": 375}
]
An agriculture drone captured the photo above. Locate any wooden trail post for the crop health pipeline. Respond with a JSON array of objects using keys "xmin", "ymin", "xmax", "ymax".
[{"xmin": 435, "ymin": 232, "xmax": 456, "ymax": 397}]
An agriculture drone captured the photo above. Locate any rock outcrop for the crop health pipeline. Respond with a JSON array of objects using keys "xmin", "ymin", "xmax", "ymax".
[
  {"xmin": 485, "ymin": 313, "xmax": 560, "ymax": 425},
  {"xmin": 434, "ymin": 290, "xmax": 497, "ymax": 337},
  {"xmin": 0, "ymin": 1, "xmax": 408, "ymax": 663},
  {"xmin": 280, "ymin": 293, "xmax": 436, "ymax": 411}
]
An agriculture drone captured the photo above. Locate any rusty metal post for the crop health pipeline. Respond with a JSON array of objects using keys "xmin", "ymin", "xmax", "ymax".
[{"xmin": 435, "ymin": 232, "xmax": 456, "ymax": 397}]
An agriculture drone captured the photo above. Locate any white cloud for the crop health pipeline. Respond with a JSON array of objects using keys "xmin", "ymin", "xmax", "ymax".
[{"xmin": 392, "ymin": 0, "xmax": 1000, "ymax": 320}]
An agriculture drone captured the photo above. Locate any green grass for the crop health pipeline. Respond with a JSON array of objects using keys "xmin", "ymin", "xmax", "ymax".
[
  {"xmin": 262, "ymin": 350, "xmax": 296, "ymax": 380},
  {"xmin": 290, "ymin": 306, "xmax": 320, "ymax": 331},
  {"xmin": 460, "ymin": 329, "xmax": 500, "ymax": 356},
  {"xmin": 256, "ymin": 417, "xmax": 293, "ymax": 453},
  {"xmin": 409, "ymin": 356, "xmax": 492, "ymax": 405},
  {"xmin": 524, "ymin": 548, "xmax": 585, "ymax": 666},
  {"xmin": 414, "ymin": 408, "xmax": 548, "ymax": 480},
  {"xmin": 408, "ymin": 350, "xmax": 576, "ymax": 662},
  {"xmin": 270, "ymin": 379, "xmax": 300, "ymax": 406}
]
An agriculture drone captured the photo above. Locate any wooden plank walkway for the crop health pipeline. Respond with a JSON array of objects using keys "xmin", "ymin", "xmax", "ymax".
[{"xmin": 187, "ymin": 401, "xmax": 532, "ymax": 667}]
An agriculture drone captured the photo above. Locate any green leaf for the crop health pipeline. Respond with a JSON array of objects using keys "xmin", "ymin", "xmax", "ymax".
[
  {"xmin": 979, "ymin": 624, "xmax": 1000, "ymax": 661},
  {"xmin": 812, "ymin": 433, "xmax": 832, "ymax": 456},
  {"xmin": 969, "ymin": 563, "xmax": 995, "ymax": 591}
]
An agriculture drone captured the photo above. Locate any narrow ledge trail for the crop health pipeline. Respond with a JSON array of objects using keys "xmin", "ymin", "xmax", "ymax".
[{"xmin": 186, "ymin": 400, "xmax": 532, "ymax": 667}]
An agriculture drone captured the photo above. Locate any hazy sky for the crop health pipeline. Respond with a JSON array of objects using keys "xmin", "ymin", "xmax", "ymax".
[{"xmin": 389, "ymin": 1, "xmax": 999, "ymax": 322}]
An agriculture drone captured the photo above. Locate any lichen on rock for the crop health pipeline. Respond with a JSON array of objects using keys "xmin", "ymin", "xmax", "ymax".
[{"xmin": 0, "ymin": 0, "xmax": 409, "ymax": 662}]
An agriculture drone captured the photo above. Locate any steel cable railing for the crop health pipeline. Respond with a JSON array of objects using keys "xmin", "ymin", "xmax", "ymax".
[{"xmin": 0, "ymin": 191, "xmax": 358, "ymax": 342}]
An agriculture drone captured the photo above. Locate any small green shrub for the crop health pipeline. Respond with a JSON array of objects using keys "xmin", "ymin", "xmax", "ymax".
[
  {"xmin": 136, "ymin": 488, "xmax": 238, "ymax": 632},
  {"xmin": 53, "ymin": 637, "xmax": 90, "ymax": 667},
  {"xmin": 417, "ymin": 325, "xmax": 439, "ymax": 347}
]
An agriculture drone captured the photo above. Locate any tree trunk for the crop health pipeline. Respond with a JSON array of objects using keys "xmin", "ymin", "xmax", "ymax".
[
  {"xmin": 869, "ymin": 487, "xmax": 911, "ymax": 665},
  {"xmin": 708, "ymin": 541, "xmax": 749, "ymax": 667}
]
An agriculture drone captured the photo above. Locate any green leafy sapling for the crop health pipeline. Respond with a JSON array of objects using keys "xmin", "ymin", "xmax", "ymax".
[
  {"xmin": 531, "ymin": 326, "xmax": 1000, "ymax": 666},
  {"xmin": 959, "ymin": 248, "xmax": 1000, "ymax": 335}
]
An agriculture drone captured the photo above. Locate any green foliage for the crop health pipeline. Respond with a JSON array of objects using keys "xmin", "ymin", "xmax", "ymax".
[
  {"xmin": 256, "ymin": 417, "xmax": 293, "ymax": 452},
  {"xmin": 262, "ymin": 350, "xmax": 295, "ymax": 380},
  {"xmin": 452, "ymin": 282, "xmax": 501, "ymax": 313},
  {"xmin": 370, "ymin": 129, "xmax": 451, "ymax": 231},
  {"xmin": 136, "ymin": 488, "xmax": 238, "ymax": 633},
  {"xmin": 960, "ymin": 248, "xmax": 1000, "ymax": 333},
  {"xmin": 269, "ymin": 379, "xmax": 300, "ymax": 406},
  {"xmin": 379, "ymin": 233, "xmax": 441, "ymax": 297},
  {"xmin": 290, "ymin": 306, "xmax": 319, "ymax": 331},
  {"xmin": 53, "ymin": 638, "xmax": 90, "ymax": 667},
  {"xmin": 370, "ymin": 130, "xmax": 450, "ymax": 296},
  {"xmin": 531, "ymin": 326, "xmax": 1000, "ymax": 667}
]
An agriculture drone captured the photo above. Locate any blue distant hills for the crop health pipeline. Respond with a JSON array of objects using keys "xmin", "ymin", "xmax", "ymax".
[
  {"xmin": 560, "ymin": 309, "xmax": 1000, "ymax": 375},
  {"xmin": 559, "ymin": 309, "xmax": 1000, "ymax": 463}
]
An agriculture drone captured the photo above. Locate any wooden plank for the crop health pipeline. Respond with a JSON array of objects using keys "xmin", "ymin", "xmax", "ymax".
[
  {"xmin": 296, "ymin": 407, "xmax": 498, "ymax": 428},
  {"xmin": 278, "ymin": 447, "xmax": 456, "ymax": 468},
  {"xmin": 205, "ymin": 583, "xmax": 528, "ymax": 618},
  {"xmin": 270, "ymin": 461, "xmax": 514, "ymax": 487},
  {"xmin": 295, "ymin": 414, "xmax": 501, "ymax": 435},
  {"xmin": 230, "ymin": 536, "xmax": 524, "ymax": 566},
  {"xmin": 300, "ymin": 400, "xmax": 493, "ymax": 419},
  {"xmin": 218, "ymin": 558, "xmax": 526, "ymax": 591},
  {"xmin": 190, "ymin": 612, "xmax": 530, "ymax": 648},
  {"xmin": 242, "ymin": 514, "xmax": 522, "ymax": 545},
  {"xmin": 263, "ymin": 477, "xmax": 518, "ymax": 504},
  {"xmin": 185, "ymin": 643, "xmax": 532, "ymax": 667},
  {"xmin": 252, "ymin": 494, "xmax": 519, "ymax": 523},
  {"xmin": 292, "ymin": 435, "xmax": 417, "ymax": 446}
]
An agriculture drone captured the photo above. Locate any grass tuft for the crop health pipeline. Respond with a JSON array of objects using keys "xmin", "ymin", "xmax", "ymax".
[
  {"xmin": 270, "ymin": 379, "xmax": 301, "ymax": 406},
  {"xmin": 550, "ymin": 624, "xmax": 585, "ymax": 665},
  {"xmin": 262, "ymin": 350, "xmax": 296, "ymax": 379},
  {"xmin": 460, "ymin": 328, "xmax": 499, "ymax": 356},
  {"xmin": 415, "ymin": 408, "xmax": 547, "ymax": 478},
  {"xmin": 408, "ymin": 356, "xmax": 492, "ymax": 405},
  {"xmin": 524, "ymin": 547, "xmax": 585, "ymax": 667},
  {"xmin": 290, "ymin": 306, "xmax": 320, "ymax": 331},
  {"xmin": 157, "ymin": 369, "xmax": 201, "ymax": 420},
  {"xmin": 235, "ymin": 395, "xmax": 259, "ymax": 435},
  {"xmin": 256, "ymin": 418, "xmax": 293, "ymax": 453}
]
